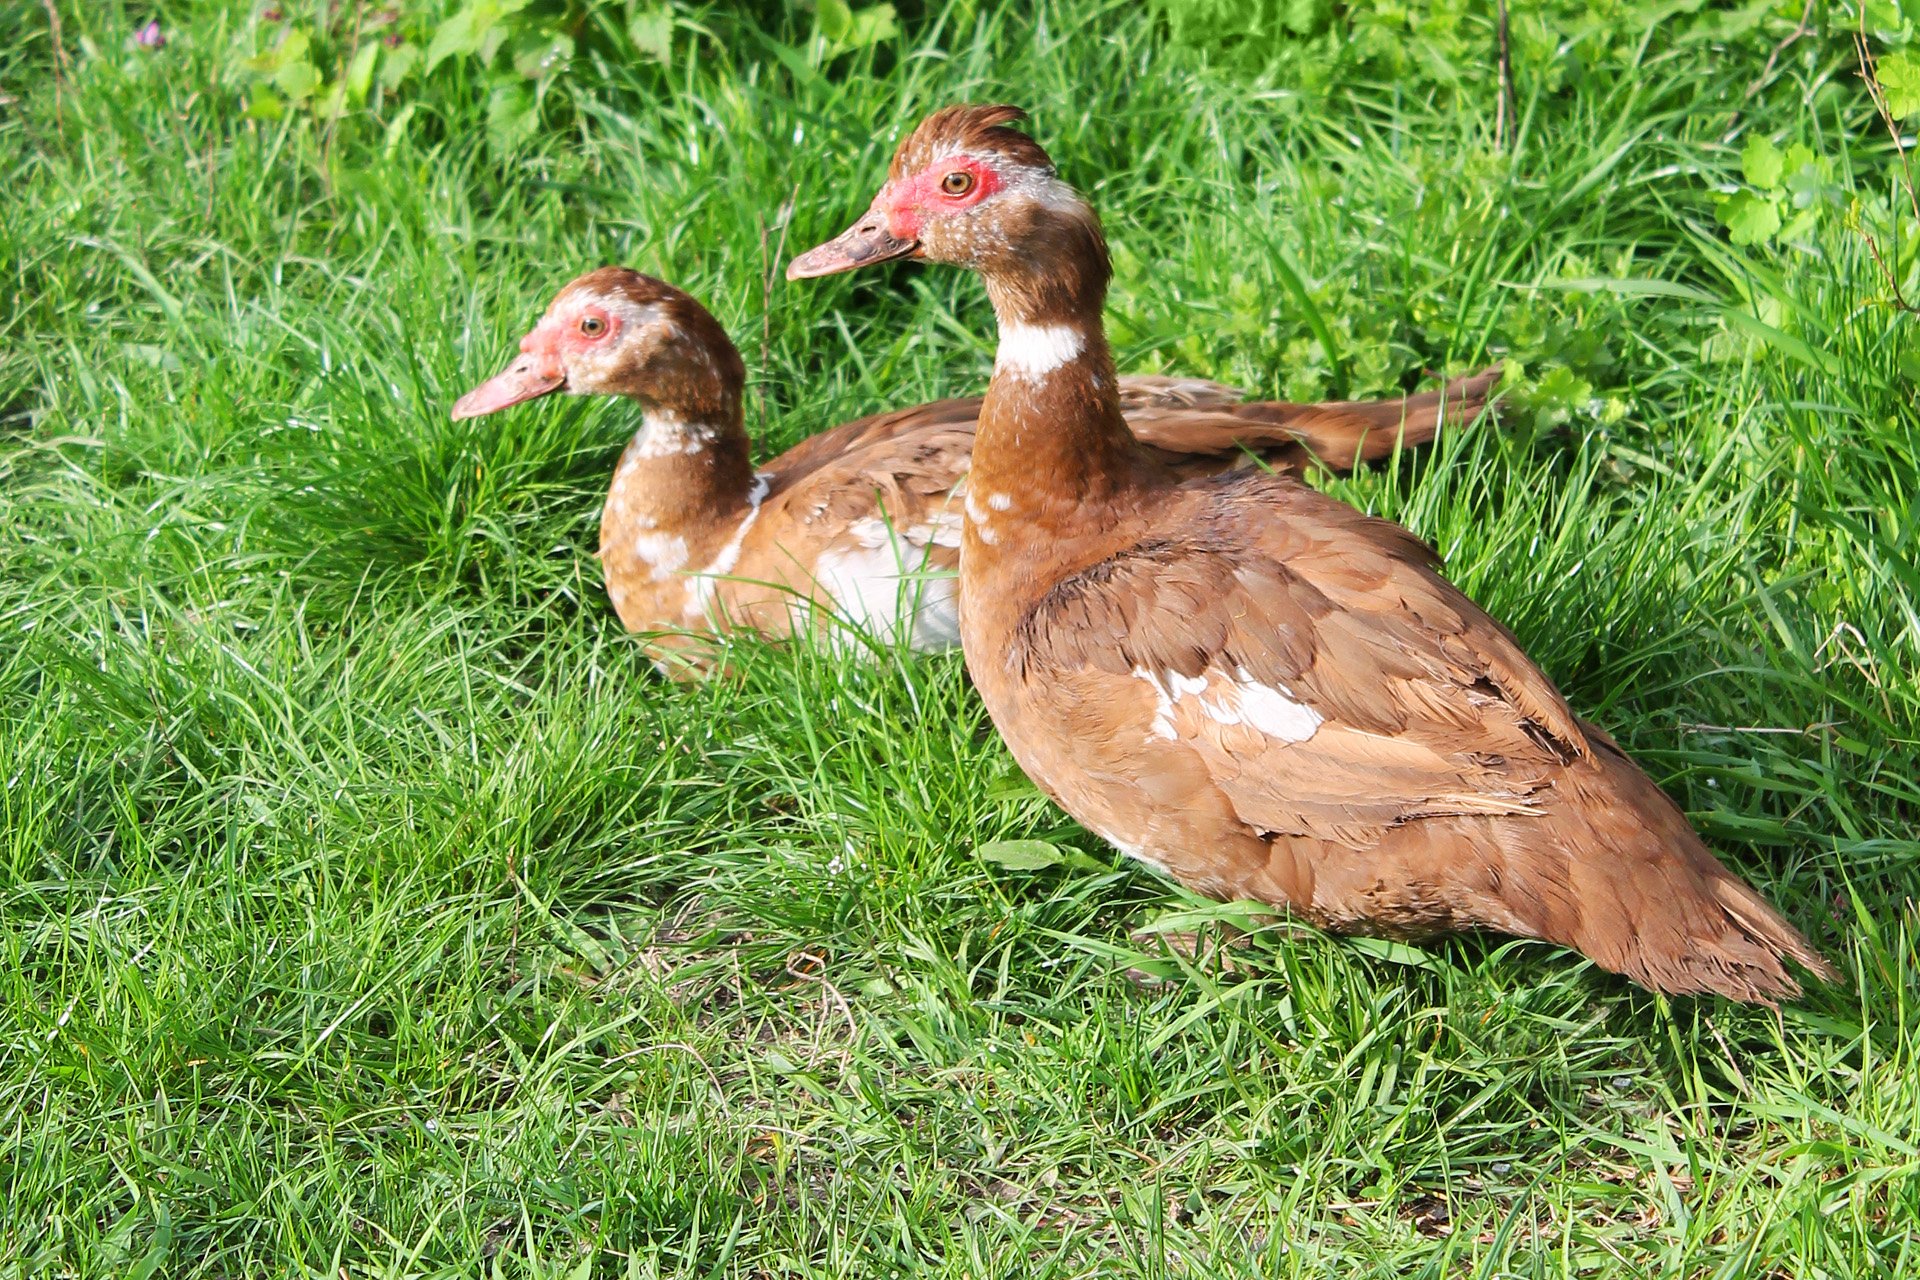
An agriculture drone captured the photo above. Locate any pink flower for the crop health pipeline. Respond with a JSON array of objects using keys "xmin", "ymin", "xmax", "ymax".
[{"xmin": 133, "ymin": 19, "xmax": 165, "ymax": 48}]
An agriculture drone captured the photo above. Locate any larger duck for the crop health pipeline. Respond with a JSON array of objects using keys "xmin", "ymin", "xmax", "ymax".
[
  {"xmin": 454, "ymin": 268, "xmax": 1496, "ymax": 672},
  {"xmin": 788, "ymin": 104, "xmax": 1836, "ymax": 1003}
]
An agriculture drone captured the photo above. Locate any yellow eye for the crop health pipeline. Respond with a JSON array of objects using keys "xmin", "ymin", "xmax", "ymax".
[
  {"xmin": 580, "ymin": 316, "xmax": 606, "ymax": 337},
  {"xmin": 940, "ymin": 170, "xmax": 974, "ymax": 196}
]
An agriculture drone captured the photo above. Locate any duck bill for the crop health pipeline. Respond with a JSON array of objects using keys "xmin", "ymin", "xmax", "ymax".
[
  {"xmin": 787, "ymin": 209, "xmax": 920, "ymax": 280},
  {"xmin": 450, "ymin": 351, "xmax": 565, "ymax": 420}
]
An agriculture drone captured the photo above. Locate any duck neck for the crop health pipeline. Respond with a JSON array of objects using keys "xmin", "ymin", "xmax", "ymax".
[
  {"xmin": 600, "ymin": 377, "xmax": 758, "ymax": 561},
  {"xmin": 970, "ymin": 221, "xmax": 1139, "ymax": 506}
]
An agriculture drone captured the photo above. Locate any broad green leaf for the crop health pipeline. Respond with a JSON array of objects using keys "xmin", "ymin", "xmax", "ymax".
[
  {"xmin": 758, "ymin": 32, "xmax": 822, "ymax": 87},
  {"xmin": 1740, "ymin": 134, "xmax": 1784, "ymax": 190},
  {"xmin": 985, "ymin": 773, "xmax": 1047, "ymax": 804},
  {"xmin": 819, "ymin": 0, "xmax": 897, "ymax": 50},
  {"xmin": 1718, "ymin": 190, "xmax": 1781, "ymax": 245},
  {"xmin": 1899, "ymin": 346, "xmax": 1920, "ymax": 384},
  {"xmin": 1783, "ymin": 147, "xmax": 1830, "ymax": 209},
  {"xmin": 1345, "ymin": 936, "xmax": 1440, "ymax": 970},
  {"xmin": 425, "ymin": 0, "xmax": 528, "ymax": 68},
  {"xmin": 628, "ymin": 6, "xmax": 673, "ymax": 64},
  {"xmin": 1866, "ymin": 0, "xmax": 1907, "ymax": 32},
  {"xmin": 1879, "ymin": 52, "xmax": 1920, "ymax": 120},
  {"xmin": 1280, "ymin": 0, "xmax": 1332, "ymax": 36},
  {"xmin": 243, "ymin": 81, "xmax": 284, "ymax": 120},
  {"xmin": 1533, "ymin": 365, "xmax": 1592, "ymax": 411},
  {"xmin": 244, "ymin": 26, "xmax": 309, "ymax": 75},
  {"xmin": 345, "ymin": 40, "xmax": 380, "ymax": 101},
  {"xmin": 512, "ymin": 30, "xmax": 574, "ymax": 80},
  {"xmin": 479, "ymin": 14, "xmax": 517, "ymax": 63},
  {"xmin": 846, "ymin": 3, "xmax": 899, "ymax": 47},
  {"xmin": 817, "ymin": 0, "xmax": 856, "ymax": 41},
  {"xmin": 274, "ymin": 57, "xmax": 321, "ymax": 101},
  {"xmin": 426, "ymin": 4, "xmax": 487, "ymax": 70},
  {"xmin": 316, "ymin": 79, "xmax": 348, "ymax": 119},
  {"xmin": 379, "ymin": 41, "xmax": 419, "ymax": 89},
  {"xmin": 486, "ymin": 81, "xmax": 538, "ymax": 152},
  {"xmin": 976, "ymin": 839, "xmax": 1064, "ymax": 871},
  {"xmin": 1780, "ymin": 207, "xmax": 1819, "ymax": 241},
  {"xmin": 125, "ymin": 1199, "xmax": 173, "ymax": 1280}
]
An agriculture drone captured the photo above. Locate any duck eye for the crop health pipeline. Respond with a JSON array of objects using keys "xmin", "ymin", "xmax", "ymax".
[
  {"xmin": 579, "ymin": 316, "xmax": 606, "ymax": 337},
  {"xmin": 940, "ymin": 170, "xmax": 974, "ymax": 196}
]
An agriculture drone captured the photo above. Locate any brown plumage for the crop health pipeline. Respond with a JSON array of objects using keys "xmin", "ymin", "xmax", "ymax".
[
  {"xmin": 787, "ymin": 103, "xmax": 1837, "ymax": 1003},
  {"xmin": 452, "ymin": 267, "xmax": 1498, "ymax": 674}
]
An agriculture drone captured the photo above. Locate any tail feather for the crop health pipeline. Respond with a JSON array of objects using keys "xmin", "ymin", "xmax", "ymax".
[
  {"xmin": 1556, "ymin": 741, "xmax": 1838, "ymax": 1006},
  {"xmin": 1709, "ymin": 876, "xmax": 1841, "ymax": 986},
  {"xmin": 1558, "ymin": 853, "xmax": 1834, "ymax": 1006},
  {"xmin": 1229, "ymin": 367, "xmax": 1503, "ymax": 468}
]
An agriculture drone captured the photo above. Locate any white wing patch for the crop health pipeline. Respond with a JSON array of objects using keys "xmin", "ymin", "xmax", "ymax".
[
  {"xmin": 1133, "ymin": 666, "xmax": 1323, "ymax": 745},
  {"xmin": 812, "ymin": 512, "xmax": 962, "ymax": 653}
]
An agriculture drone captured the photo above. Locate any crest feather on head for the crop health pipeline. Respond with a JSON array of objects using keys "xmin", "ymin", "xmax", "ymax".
[
  {"xmin": 889, "ymin": 104, "xmax": 1054, "ymax": 180},
  {"xmin": 560, "ymin": 266, "xmax": 681, "ymax": 309}
]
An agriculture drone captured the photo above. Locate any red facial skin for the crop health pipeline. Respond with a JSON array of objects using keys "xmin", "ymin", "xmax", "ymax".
[
  {"xmin": 785, "ymin": 155, "xmax": 1006, "ymax": 281},
  {"xmin": 531, "ymin": 301, "xmax": 618, "ymax": 362},
  {"xmin": 880, "ymin": 156, "xmax": 1005, "ymax": 239},
  {"xmin": 450, "ymin": 300, "xmax": 620, "ymax": 420}
]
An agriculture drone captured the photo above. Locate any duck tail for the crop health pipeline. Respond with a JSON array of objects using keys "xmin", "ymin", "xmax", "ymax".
[{"xmin": 1231, "ymin": 366, "xmax": 1503, "ymax": 468}]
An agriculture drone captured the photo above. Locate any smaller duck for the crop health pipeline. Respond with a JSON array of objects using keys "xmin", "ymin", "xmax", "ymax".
[{"xmin": 454, "ymin": 268, "xmax": 1497, "ymax": 673}]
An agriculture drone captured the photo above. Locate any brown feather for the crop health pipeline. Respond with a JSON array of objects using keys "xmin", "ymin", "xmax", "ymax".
[
  {"xmin": 802, "ymin": 107, "xmax": 1838, "ymax": 1003},
  {"xmin": 480, "ymin": 272, "xmax": 1503, "ymax": 672}
]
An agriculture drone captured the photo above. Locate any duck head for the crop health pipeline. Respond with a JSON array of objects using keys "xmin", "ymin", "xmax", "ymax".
[
  {"xmin": 452, "ymin": 268, "xmax": 744, "ymax": 424},
  {"xmin": 786, "ymin": 105, "xmax": 1105, "ymax": 301}
]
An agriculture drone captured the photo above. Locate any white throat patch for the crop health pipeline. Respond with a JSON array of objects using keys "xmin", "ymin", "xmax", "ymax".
[
  {"xmin": 995, "ymin": 323, "xmax": 1086, "ymax": 379},
  {"xmin": 636, "ymin": 409, "xmax": 721, "ymax": 458}
]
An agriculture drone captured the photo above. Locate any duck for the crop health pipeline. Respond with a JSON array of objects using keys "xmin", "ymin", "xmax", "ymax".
[
  {"xmin": 786, "ymin": 104, "xmax": 1837, "ymax": 1003},
  {"xmin": 452, "ymin": 267, "xmax": 1498, "ymax": 673}
]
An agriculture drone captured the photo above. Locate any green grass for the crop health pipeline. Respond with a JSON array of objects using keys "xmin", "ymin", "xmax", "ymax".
[{"xmin": 3, "ymin": 0, "xmax": 1918, "ymax": 1274}]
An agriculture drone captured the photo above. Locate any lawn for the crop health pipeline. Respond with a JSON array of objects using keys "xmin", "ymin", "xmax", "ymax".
[{"xmin": 3, "ymin": 0, "xmax": 1918, "ymax": 1274}]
